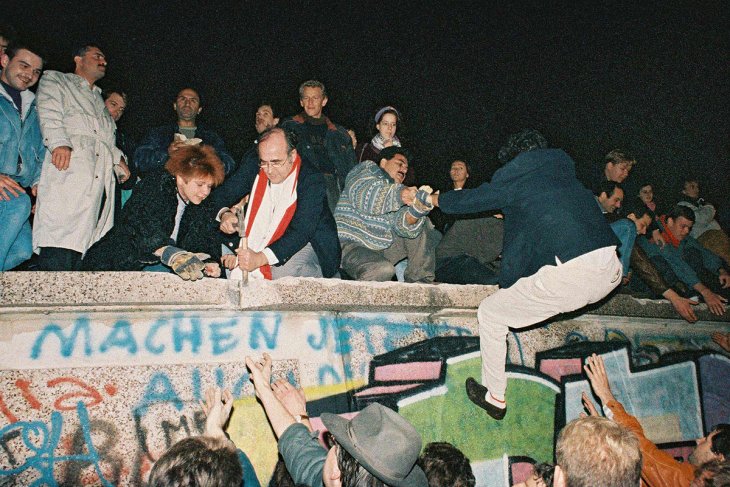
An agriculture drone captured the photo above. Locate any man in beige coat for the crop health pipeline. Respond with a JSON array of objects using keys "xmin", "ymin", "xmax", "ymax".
[{"xmin": 33, "ymin": 44, "xmax": 128, "ymax": 270}]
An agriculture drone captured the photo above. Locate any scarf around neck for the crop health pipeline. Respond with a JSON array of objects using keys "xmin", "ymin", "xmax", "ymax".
[
  {"xmin": 370, "ymin": 133, "xmax": 402, "ymax": 151},
  {"xmin": 658, "ymin": 215, "xmax": 682, "ymax": 248},
  {"xmin": 237, "ymin": 154, "xmax": 301, "ymax": 280}
]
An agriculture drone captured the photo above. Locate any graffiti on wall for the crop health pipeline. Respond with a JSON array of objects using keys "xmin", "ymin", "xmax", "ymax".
[{"xmin": 1, "ymin": 310, "xmax": 727, "ymax": 486}]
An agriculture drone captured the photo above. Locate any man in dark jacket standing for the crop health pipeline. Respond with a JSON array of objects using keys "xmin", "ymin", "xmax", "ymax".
[
  {"xmin": 280, "ymin": 80, "xmax": 356, "ymax": 212},
  {"xmin": 134, "ymin": 87, "xmax": 236, "ymax": 176},
  {"xmin": 432, "ymin": 129, "xmax": 621, "ymax": 420}
]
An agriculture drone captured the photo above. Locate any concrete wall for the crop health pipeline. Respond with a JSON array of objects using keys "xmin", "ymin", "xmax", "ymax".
[{"xmin": 1, "ymin": 272, "xmax": 729, "ymax": 486}]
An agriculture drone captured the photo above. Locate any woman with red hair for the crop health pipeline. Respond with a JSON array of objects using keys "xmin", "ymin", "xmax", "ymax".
[{"xmin": 82, "ymin": 144, "xmax": 224, "ymax": 279}]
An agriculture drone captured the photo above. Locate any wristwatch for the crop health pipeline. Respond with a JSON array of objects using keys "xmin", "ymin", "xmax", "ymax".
[{"xmin": 295, "ymin": 413, "xmax": 309, "ymax": 423}]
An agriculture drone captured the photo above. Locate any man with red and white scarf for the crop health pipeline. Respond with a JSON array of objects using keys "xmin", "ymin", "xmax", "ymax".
[{"xmin": 215, "ymin": 127, "xmax": 340, "ymax": 279}]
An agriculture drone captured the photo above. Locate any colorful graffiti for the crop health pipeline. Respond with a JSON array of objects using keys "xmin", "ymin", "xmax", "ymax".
[{"xmin": 1, "ymin": 309, "xmax": 728, "ymax": 486}]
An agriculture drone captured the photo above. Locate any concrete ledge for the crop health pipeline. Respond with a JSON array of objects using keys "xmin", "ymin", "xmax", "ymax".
[
  {"xmin": 1, "ymin": 272, "xmax": 729, "ymax": 322},
  {"xmin": 587, "ymin": 293, "xmax": 728, "ymax": 321},
  {"xmin": 0, "ymin": 271, "xmax": 237, "ymax": 310},
  {"xmin": 238, "ymin": 277, "xmax": 497, "ymax": 311}
]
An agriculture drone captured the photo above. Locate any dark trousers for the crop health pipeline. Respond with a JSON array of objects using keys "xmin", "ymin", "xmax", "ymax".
[
  {"xmin": 37, "ymin": 247, "xmax": 82, "ymax": 271},
  {"xmin": 436, "ymin": 255, "xmax": 500, "ymax": 285}
]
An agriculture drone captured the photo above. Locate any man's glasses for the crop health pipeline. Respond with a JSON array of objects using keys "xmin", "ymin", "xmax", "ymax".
[{"xmin": 259, "ymin": 159, "xmax": 289, "ymax": 169}]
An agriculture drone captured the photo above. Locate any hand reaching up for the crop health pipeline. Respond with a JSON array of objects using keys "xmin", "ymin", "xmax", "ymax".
[
  {"xmin": 201, "ymin": 387, "xmax": 234, "ymax": 441},
  {"xmin": 583, "ymin": 354, "xmax": 617, "ymax": 406},
  {"xmin": 580, "ymin": 391, "xmax": 600, "ymax": 418},
  {"xmin": 245, "ymin": 353, "xmax": 273, "ymax": 396}
]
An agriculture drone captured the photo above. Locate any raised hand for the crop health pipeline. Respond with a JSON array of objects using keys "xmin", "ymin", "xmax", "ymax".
[{"xmin": 583, "ymin": 354, "xmax": 616, "ymax": 405}]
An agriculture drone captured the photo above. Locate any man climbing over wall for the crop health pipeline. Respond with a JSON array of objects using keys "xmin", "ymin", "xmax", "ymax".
[{"xmin": 431, "ymin": 129, "xmax": 622, "ymax": 420}]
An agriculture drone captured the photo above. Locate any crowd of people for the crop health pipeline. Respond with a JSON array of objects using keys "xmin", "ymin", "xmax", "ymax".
[
  {"xmin": 2, "ymin": 36, "xmax": 728, "ymax": 317},
  {"xmin": 2, "ymin": 30, "xmax": 730, "ymax": 487},
  {"xmin": 144, "ymin": 351, "xmax": 730, "ymax": 487}
]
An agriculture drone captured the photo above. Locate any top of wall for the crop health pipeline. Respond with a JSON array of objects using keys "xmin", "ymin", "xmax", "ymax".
[{"xmin": 1, "ymin": 272, "xmax": 728, "ymax": 323}]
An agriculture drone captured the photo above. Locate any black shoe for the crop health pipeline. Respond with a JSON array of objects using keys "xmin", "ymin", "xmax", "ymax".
[{"xmin": 465, "ymin": 377, "xmax": 506, "ymax": 420}]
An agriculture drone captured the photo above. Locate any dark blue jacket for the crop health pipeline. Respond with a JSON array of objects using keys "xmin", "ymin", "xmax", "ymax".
[
  {"xmin": 133, "ymin": 123, "xmax": 236, "ymax": 176},
  {"xmin": 439, "ymin": 149, "xmax": 619, "ymax": 288},
  {"xmin": 210, "ymin": 154, "xmax": 341, "ymax": 278},
  {"xmin": 280, "ymin": 114, "xmax": 356, "ymax": 190}
]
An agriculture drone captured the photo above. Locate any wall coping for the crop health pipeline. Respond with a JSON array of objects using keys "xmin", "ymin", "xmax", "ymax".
[{"xmin": 1, "ymin": 271, "xmax": 729, "ymax": 323}]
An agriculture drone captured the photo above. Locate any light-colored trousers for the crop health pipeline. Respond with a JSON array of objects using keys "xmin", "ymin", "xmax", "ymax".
[{"xmin": 478, "ymin": 246, "xmax": 621, "ymax": 398}]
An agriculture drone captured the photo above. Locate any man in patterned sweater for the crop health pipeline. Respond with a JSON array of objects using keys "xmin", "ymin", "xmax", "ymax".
[{"xmin": 334, "ymin": 146, "xmax": 437, "ymax": 282}]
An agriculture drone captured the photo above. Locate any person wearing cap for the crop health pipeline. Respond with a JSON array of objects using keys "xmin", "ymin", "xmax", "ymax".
[
  {"xmin": 357, "ymin": 106, "xmax": 402, "ymax": 163},
  {"xmin": 335, "ymin": 145, "xmax": 438, "ymax": 283},
  {"xmin": 246, "ymin": 353, "xmax": 428, "ymax": 487}
]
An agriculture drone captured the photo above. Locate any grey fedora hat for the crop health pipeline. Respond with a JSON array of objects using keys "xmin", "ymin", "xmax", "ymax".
[{"xmin": 321, "ymin": 403, "xmax": 427, "ymax": 487}]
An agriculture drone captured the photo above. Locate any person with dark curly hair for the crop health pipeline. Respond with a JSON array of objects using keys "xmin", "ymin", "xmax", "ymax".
[
  {"xmin": 691, "ymin": 459, "xmax": 730, "ymax": 487},
  {"xmin": 432, "ymin": 129, "xmax": 621, "ymax": 420},
  {"xmin": 419, "ymin": 442, "xmax": 475, "ymax": 487},
  {"xmin": 512, "ymin": 463, "xmax": 554, "ymax": 487},
  {"xmin": 81, "ymin": 144, "xmax": 224, "ymax": 280}
]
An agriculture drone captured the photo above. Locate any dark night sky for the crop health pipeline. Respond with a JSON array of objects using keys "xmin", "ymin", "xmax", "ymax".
[{"xmin": 5, "ymin": 1, "xmax": 729, "ymax": 211}]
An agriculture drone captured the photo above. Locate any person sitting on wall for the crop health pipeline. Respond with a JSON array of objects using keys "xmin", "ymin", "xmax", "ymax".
[
  {"xmin": 134, "ymin": 87, "xmax": 236, "ymax": 177},
  {"xmin": 214, "ymin": 127, "xmax": 340, "ymax": 280},
  {"xmin": 617, "ymin": 204, "xmax": 700, "ymax": 323},
  {"xmin": 81, "ymin": 144, "xmax": 224, "ymax": 280},
  {"xmin": 637, "ymin": 204, "xmax": 729, "ymax": 316},
  {"xmin": 356, "ymin": 105, "xmax": 402, "ymax": 164},
  {"xmin": 634, "ymin": 182, "xmax": 666, "ymax": 245},
  {"xmin": 418, "ymin": 442, "xmax": 475, "ymax": 487},
  {"xmin": 245, "ymin": 353, "xmax": 428, "ymax": 487},
  {"xmin": 587, "ymin": 149, "xmax": 636, "ymax": 202},
  {"xmin": 553, "ymin": 415, "xmax": 642, "ymax": 487},
  {"xmin": 594, "ymin": 180, "xmax": 625, "ymax": 218},
  {"xmin": 429, "ymin": 159, "xmax": 484, "ymax": 234},
  {"xmin": 583, "ymin": 353, "xmax": 730, "ymax": 487},
  {"xmin": 435, "ymin": 216, "xmax": 503, "ymax": 285},
  {"xmin": 335, "ymin": 145, "xmax": 438, "ymax": 283},
  {"xmin": 147, "ymin": 387, "xmax": 260, "ymax": 487},
  {"xmin": 677, "ymin": 177, "xmax": 730, "ymax": 267}
]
